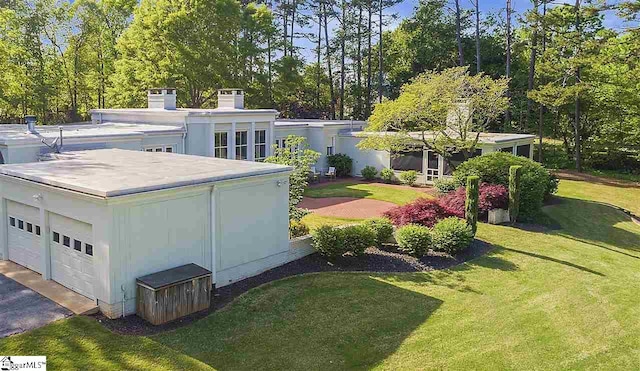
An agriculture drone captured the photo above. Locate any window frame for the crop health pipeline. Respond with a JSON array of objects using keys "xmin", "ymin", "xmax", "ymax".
[
  {"xmin": 143, "ymin": 145, "xmax": 176, "ymax": 153},
  {"xmin": 235, "ymin": 130, "xmax": 248, "ymax": 160},
  {"xmin": 254, "ymin": 129, "xmax": 267, "ymax": 161},
  {"xmin": 214, "ymin": 132, "xmax": 229, "ymax": 159}
]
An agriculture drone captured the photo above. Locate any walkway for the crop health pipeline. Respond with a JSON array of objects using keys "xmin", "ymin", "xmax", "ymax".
[{"xmin": 298, "ymin": 197, "xmax": 397, "ymax": 219}]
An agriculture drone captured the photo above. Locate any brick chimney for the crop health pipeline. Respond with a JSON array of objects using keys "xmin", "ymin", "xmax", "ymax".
[
  {"xmin": 217, "ymin": 89, "xmax": 244, "ymax": 109},
  {"xmin": 148, "ymin": 88, "xmax": 176, "ymax": 110}
]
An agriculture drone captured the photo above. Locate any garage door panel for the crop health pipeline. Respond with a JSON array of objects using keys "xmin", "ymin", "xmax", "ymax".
[
  {"xmin": 7, "ymin": 201, "xmax": 42, "ymax": 273},
  {"xmin": 50, "ymin": 213, "xmax": 95, "ymax": 300}
]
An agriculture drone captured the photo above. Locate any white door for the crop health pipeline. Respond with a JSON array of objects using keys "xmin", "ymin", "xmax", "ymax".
[
  {"xmin": 425, "ymin": 151, "xmax": 440, "ymax": 183},
  {"xmin": 7, "ymin": 201, "xmax": 42, "ymax": 273},
  {"xmin": 50, "ymin": 213, "xmax": 95, "ymax": 299}
]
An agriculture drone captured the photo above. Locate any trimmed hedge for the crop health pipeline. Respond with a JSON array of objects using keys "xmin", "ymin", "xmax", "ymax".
[
  {"xmin": 509, "ymin": 165, "xmax": 522, "ymax": 223},
  {"xmin": 361, "ymin": 166, "xmax": 378, "ymax": 180},
  {"xmin": 399, "ymin": 170, "xmax": 418, "ymax": 186},
  {"xmin": 434, "ymin": 178, "xmax": 458, "ymax": 195},
  {"xmin": 341, "ymin": 224, "xmax": 376, "ymax": 256},
  {"xmin": 380, "ymin": 168, "xmax": 395, "ymax": 183},
  {"xmin": 431, "ymin": 217, "xmax": 474, "ymax": 254},
  {"xmin": 395, "ymin": 224, "xmax": 432, "ymax": 256},
  {"xmin": 327, "ymin": 153, "xmax": 353, "ymax": 177},
  {"xmin": 362, "ymin": 218, "xmax": 394, "ymax": 247},
  {"xmin": 465, "ymin": 176, "xmax": 479, "ymax": 235},
  {"xmin": 452, "ymin": 152, "xmax": 555, "ymax": 220},
  {"xmin": 311, "ymin": 224, "xmax": 376, "ymax": 258}
]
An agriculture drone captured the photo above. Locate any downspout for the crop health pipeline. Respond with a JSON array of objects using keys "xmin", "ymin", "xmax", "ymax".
[
  {"xmin": 182, "ymin": 119, "xmax": 188, "ymax": 154},
  {"xmin": 210, "ymin": 185, "xmax": 217, "ymax": 290}
]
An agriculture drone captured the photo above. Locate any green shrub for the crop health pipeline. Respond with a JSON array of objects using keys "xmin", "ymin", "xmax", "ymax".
[
  {"xmin": 452, "ymin": 152, "xmax": 554, "ymax": 220},
  {"xmin": 380, "ymin": 168, "xmax": 395, "ymax": 183},
  {"xmin": 395, "ymin": 224, "xmax": 432, "ymax": 256},
  {"xmin": 399, "ymin": 170, "xmax": 418, "ymax": 186},
  {"xmin": 311, "ymin": 225, "xmax": 346, "ymax": 258},
  {"xmin": 434, "ymin": 178, "xmax": 458, "ymax": 195},
  {"xmin": 327, "ymin": 153, "xmax": 353, "ymax": 177},
  {"xmin": 546, "ymin": 173, "xmax": 559, "ymax": 199},
  {"xmin": 362, "ymin": 217, "xmax": 394, "ymax": 247},
  {"xmin": 289, "ymin": 220, "xmax": 310, "ymax": 238},
  {"xmin": 509, "ymin": 165, "xmax": 522, "ymax": 223},
  {"xmin": 465, "ymin": 176, "xmax": 479, "ymax": 235},
  {"xmin": 361, "ymin": 166, "xmax": 378, "ymax": 180},
  {"xmin": 431, "ymin": 217, "xmax": 474, "ymax": 254},
  {"xmin": 341, "ymin": 224, "xmax": 376, "ymax": 255}
]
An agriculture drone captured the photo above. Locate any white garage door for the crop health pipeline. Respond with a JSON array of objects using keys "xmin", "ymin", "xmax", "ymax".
[
  {"xmin": 50, "ymin": 213, "xmax": 95, "ymax": 300},
  {"xmin": 7, "ymin": 201, "xmax": 42, "ymax": 273}
]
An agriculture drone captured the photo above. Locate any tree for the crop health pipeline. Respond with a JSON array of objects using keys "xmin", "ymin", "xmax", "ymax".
[
  {"xmin": 357, "ymin": 66, "xmax": 509, "ymax": 169},
  {"xmin": 264, "ymin": 135, "xmax": 321, "ymax": 220}
]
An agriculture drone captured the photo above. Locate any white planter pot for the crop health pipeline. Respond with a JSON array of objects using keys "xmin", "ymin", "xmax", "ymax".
[{"xmin": 488, "ymin": 208, "xmax": 510, "ymax": 225}]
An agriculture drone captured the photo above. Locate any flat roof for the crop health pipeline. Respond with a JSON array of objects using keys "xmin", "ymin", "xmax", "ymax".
[
  {"xmin": 275, "ymin": 119, "xmax": 367, "ymax": 128},
  {"xmin": 91, "ymin": 107, "xmax": 278, "ymax": 116},
  {"xmin": 339, "ymin": 131, "xmax": 535, "ymax": 144},
  {"xmin": 0, "ymin": 123, "xmax": 185, "ymax": 145},
  {"xmin": 0, "ymin": 149, "xmax": 291, "ymax": 198}
]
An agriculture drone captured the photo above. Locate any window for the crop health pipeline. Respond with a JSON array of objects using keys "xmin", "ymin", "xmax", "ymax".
[
  {"xmin": 274, "ymin": 138, "xmax": 285, "ymax": 148},
  {"xmin": 74, "ymin": 239, "xmax": 82, "ymax": 252},
  {"xmin": 326, "ymin": 137, "xmax": 336, "ymax": 156},
  {"xmin": 63, "ymin": 235, "xmax": 70, "ymax": 247},
  {"xmin": 145, "ymin": 148, "xmax": 153, "ymax": 152},
  {"xmin": 443, "ymin": 149, "xmax": 482, "ymax": 175},
  {"xmin": 9, "ymin": 217, "xmax": 15, "ymax": 227},
  {"xmin": 235, "ymin": 131, "xmax": 248, "ymax": 160},
  {"xmin": 35, "ymin": 226, "xmax": 41, "ymax": 236},
  {"xmin": 144, "ymin": 145, "xmax": 175, "ymax": 153},
  {"xmin": 18, "ymin": 220, "xmax": 23, "ymax": 230},
  {"xmin": 26, "ymin": 223, "xmax": 32, "ymax": 233},
  {"xmin": 85, "ymin": 244, "xmax": 93, "ymax": 256},
  {"xmin": 516, "ymin": 144, "xmax": 531, "ymax": 158},
  {"xmin": 214, "ymin": 132, "xmax": 228, "ymax": 159},
  {"xmin": 391, "ymin": 150, "xmax": 424, "ymax": 172},
  {"xmin": 255, "ymin": 130, "xmax": 266, "ymax": 161},
  {"xmin": 326, "ymin": 146, "xmax": 334, "ymax": 156},
  {"xmin": 53, "ymin": 231, "xmax": 60, "ymax": 243},
  {"xmin": 165, "ymin": 147, "xmax": 173, "ymax": 153},
  {"xmin": 500, "ymin": 146, "xmax": 514, "ymax": 153}
]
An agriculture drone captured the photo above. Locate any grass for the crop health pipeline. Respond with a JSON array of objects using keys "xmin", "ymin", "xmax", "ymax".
[
  {"xmin": 301, "ymin": 213, "xmax": 362, "ymax": 231},
  {"xmin": 304, "ymin": 181, "xmax": 430, "ymax": 205},
  {"xmin": 555, "ymin": 178, "xmax": 640, "ymax": 215},
  {"xmin": 2, "ymin": 177, "xmax": 640, "ymax": 370}
]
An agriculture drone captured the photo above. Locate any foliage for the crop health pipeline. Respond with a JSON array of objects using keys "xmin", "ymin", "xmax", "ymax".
[
  {"xmin": 453, "ymin": 153, "xmax": 554, "ymax": 220},
  {"xmin": 327, "ymin": 153, "xmax": 353, "ymax": 177},
  {"xmin": 360, "ymin": 166, "xmax": 378, "ymax": 180},
  {"xmin": 465, "ymin": 176, "xmax": 479, "ymax": 235},
  {"xmin": 362, "ymin": 218, "xmax": 395, "ymax": 247},
  {"xmin": 289, "ymin": 220, "xmax": 310, "ymax": 238},
  {"xmin": 509, "ymin": 165, "xmax": 522, "ymax": 223},
  {"xmin": 433, "ymin": 178, "xmax": 458, "ymax": 195},
  {"xmin": 380, "ymin": 168, "xmax": 395, "ymax": 183},
  {"xmin": 311, "ymin": 225, "xmax": 346, "ymax": 259},
  {"xmin": 341, "ymin": 224, "xmax": 376, "ymax": 256},
  {"xmin": 265, "ymin": 135, "xmax": 320, "ymax": 220},
  {"xmin": 394, "ymin": 224, "xmax": 432, "ymax": 256},
  {"xmin": 437, "ymin": 183, "xmax": 509, "ymax": 219},
  {"xmin": 384, "ymin": 198, "xmax": 449, "ymax": 227},
  {"xmin": 399, "ymin": 170, "xmax": 418, "ymax": 186},
  {"xmin": 357, "ymin": 67, "xmax": 509, "ymax": 170},
  {"xmin": 431, "ymin": 217, "xmax": 474, "ymax": 254}
]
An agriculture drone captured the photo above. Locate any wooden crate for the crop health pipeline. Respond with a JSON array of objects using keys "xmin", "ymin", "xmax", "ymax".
[{"xmin": 136, "ymin": 263, "xmax": 212, "ymax": 325}]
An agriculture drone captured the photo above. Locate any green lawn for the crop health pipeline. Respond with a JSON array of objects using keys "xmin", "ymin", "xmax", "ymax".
[
  {"xmin": 301, "ymin": 213, "xmax": 363, "ymax": 231},
  {"xmin": 304, "ymin": 181, "xmax": 430, "ymax": 205},
  {"xmin": 2, "ymin": 178, "xmax": 640, "ymax": 370},
  {"xmin": 556, "ymin": 178, "xmax": 640, "ymax": 215}
]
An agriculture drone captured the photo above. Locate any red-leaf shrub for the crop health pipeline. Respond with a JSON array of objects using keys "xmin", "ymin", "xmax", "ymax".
[
  {"xmin": 383, "ymin": 198, "xmax": 449, "ymax": 227},
  {"xmin": 437, "ymin": 183, "xmax": 508, "ymax": 219}
]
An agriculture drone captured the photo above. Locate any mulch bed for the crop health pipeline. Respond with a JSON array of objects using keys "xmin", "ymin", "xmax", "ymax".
[{"xmin": 94, "ymin": 239, "xmax": 493, "ymax": 336}]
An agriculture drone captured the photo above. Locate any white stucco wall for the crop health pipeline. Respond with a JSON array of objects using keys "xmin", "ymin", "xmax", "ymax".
[{"xmin": 337, "ymin": 136, "xmax": 390, "ymax": 176}]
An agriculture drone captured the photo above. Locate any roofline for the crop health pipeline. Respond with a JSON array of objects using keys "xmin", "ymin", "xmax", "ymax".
[{"xmin": 90, "ymin": 108, "xmax": 279, "ymax": 116}]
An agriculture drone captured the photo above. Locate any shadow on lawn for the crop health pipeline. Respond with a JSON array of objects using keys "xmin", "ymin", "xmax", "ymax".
[{"xmin": 153, "ymin": 275, "xmax": 442, "ymax": 370}]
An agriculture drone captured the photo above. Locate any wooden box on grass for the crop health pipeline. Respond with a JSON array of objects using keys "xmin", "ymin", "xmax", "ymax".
[{"xmin": 136, "ymin": 263, "xmax": 212, "ymax": 325}]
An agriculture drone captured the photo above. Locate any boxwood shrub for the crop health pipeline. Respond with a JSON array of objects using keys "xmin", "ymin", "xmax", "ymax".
[
  {"xmin": 362, "ymin": 217, "xmax": 394, "ymax": 247},
  {"xmin": 395, "ymin": 224, "xmax": 432, "ymax": 256},
  {"xmin": 327, "ymin": 153, "xmax": 353, "ymax": 177},
  {"xmin": 361, "ymin": 165, "xmax": 378, "ymax": 180},
  {"xmin": 311, "ymin": 225, "xmax": 346, "ymax": 258},
  {"xmin": 341, "ymin": 224, "xmax": 376, "ymax": 255},
  {"xmin": 452, "ymin": 152, "xmax": 555, "ymax": 220},
  {"xmin": 431, "ymin": 217, "xmax": 474, "ymax": 254},
  {"xmin": 399, "ymin": 170, "xmax": 418, "ymax": 186},
  {"xmin": 380, "ymin": 168, "xmax": 395, "ymax": 183}
]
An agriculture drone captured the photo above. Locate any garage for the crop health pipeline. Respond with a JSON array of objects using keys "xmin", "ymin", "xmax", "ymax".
[
  {"xmin": 50, "ymin": 213, "xmax": 95, "ymax": 299},
  {"xmin": 7, "ymin": 200, "xmax": 42, "ymax": 273}
]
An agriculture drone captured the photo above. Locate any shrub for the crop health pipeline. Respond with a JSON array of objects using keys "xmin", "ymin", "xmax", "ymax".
[
  {"xmin": 509, "ymin": 165, "xmax": 522, "ymax": 223},
  {"xmin": 362, "ymin": 218, "xmax": 394, "ymax": 247},
  {"xmin": 311, "ymin": 225, "xmax": 346, "ymax": 258},
  {"xmin": 361, "ymin": 166, "xmax": 378, "ymax": 180},
  {"xmin": 452, "ymin": 152, "xmax": 554, "ymax": 220},
  {"xmin": 399, "ymin": 170, "xmax": 418, "ymax": 186},
  {"xmin": 434, "ymin": 178, "xmax": 458, "ymax": 195},
  {"xmin": 289, "ymin": 220, "xmax": 310, "ymax": 238},
  {"xmin": 437, "ymin": 183, "xmax": 508, "ymax": 219},
  {"xmin": 341, "ymin": 224, "xmax": 376, "ymax": 255},
  {"xmin": 431, "ymin": 217, "xmax": 474, "ymax": 254},
  {"xmin": 395, "ymin": 224, "xmax": 432, "ymax": 256},
  {"xmin": 546, "ymin": 173, "xmax": 559, "ymax": 200},
  {"xmin": 465, "ymin": 176, "xmax": 479, "ymax": 235},
  {"xmin": 384, "ymin": 198, "xmax": 449, "ymax": 227},
  {"xmin": 327, "ymin": 153, "xmax": 353, "ymax": 177},
  {"xmin": 380, "ymin": 168, "xmax": 395, "ymax": 183}
]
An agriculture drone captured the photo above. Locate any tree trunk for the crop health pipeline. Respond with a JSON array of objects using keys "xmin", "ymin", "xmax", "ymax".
[
  {"xmin": 378, "ymin": 0, "xmax": 383, "ymax": 103},
  {"xmin": 323, "ymin": 0, "xmax": 336, "ymax": 119},
  {"xmin": 356, "ymin": 5, "xmax": 363, "ymax": 119},
  {"xmin": 317, "ymin": 10, "xmax": 322, "ymax": 109},
  {"xmin": 537, "ymin": 0, "xmax": 547, "ymax": 163},
  {"xmin": 339, "ymin": 0, "xmax": 346, "ymax": 119},
  {"xmin": 474, "ymin": 0, "xmax": 480, "ymax": 73},
  {"xmin": 366, "ymin": 0, "xmax": 373, "ymax": 116},
  {"xmin": 290, "ymin": 0, "xmax": 296, "ymax": 54},
  {"xmin": 455, "ymin": 0, "xmax": 465, "ymax": 66},
  {"xmin": 574, "ymin": 0, "xmax": 582, "ymax": 172},
  {"xmin": 283, "ymin": 0, "xmax": 289, "ymax": 56},
  {"xmin": 504, "ymin": 0, "xmax": 512, "ymax": 129},
  {"xmin": 526, "ymin": 0, "xmax": 539, "ymax": 128}
]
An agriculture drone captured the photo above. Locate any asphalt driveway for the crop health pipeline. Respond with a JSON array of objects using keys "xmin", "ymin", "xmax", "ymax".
[{"xmin": 0, "ymin": 273, "xmax": 72, "ymax": 338}]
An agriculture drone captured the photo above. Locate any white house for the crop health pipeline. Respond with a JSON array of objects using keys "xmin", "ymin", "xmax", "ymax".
[{"xmin": 0, "ymin": 149, "xmax": 294, "ymax": 318}]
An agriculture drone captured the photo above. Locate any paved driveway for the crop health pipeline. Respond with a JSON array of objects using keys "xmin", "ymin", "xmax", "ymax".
[{"xmin": 0, "ymin": 274, "xmax": 72, "ymax": 338}]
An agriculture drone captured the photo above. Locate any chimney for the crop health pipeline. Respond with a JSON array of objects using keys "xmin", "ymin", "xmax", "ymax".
[
  {"xmin": 148, "ymin": 88, "xmax": 176, "ymax": 110},
  {"xmin": 25, "ymin": 115, "xmax": 37, "ymax": 133},
  {"xmin": 217, "ymin": 89, "xmax": 244, "ymax": 109}
]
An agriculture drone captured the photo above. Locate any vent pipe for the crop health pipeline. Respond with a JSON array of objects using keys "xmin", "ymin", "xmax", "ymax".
[{"xmin": 25, "ymin": 115, "xmax": 37, "ymax": 133}]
